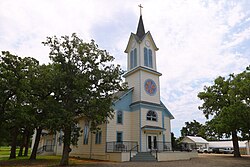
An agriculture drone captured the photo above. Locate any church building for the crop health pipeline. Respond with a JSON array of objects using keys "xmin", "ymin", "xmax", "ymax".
[{"xmin": 32, "ymin": 12, "xmax": 183, "ymax": 162}]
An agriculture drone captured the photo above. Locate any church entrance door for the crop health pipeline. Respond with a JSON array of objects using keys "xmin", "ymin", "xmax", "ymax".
[{"xmin": 147, "ymin": 135, "xmax": 157, "ymax": 151}]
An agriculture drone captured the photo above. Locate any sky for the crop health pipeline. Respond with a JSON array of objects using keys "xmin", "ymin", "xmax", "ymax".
[{"xmin": 0, "ymin": 0, "xmax": 250, "ymax": 137}]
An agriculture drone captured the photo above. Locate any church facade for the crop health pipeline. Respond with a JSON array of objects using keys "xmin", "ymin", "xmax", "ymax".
[{"xmin": 32, "ymin": 14, "xmax": 177, "ymax": 162}]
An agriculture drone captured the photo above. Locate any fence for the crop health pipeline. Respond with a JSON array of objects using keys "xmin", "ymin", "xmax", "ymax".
[{"xmin": 106, "ymin": 141, "xmax": 138, "ymax": 152}]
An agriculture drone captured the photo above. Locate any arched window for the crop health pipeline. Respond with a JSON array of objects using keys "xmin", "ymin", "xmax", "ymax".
[
  {"xmin": 146, "ymin": 110, "xmax": 157, "ymax": 121},
  {"xmin": 144, "ymin": 47, "xmax": 153, "ymax": 68}
]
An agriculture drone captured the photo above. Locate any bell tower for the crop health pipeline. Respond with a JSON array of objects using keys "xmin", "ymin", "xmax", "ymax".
[{"xmin": 124, "ymin": 7, "xmax": 162, "ymax": 105}]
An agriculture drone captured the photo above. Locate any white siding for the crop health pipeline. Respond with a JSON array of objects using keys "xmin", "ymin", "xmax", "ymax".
[
  {"xmin": 125, "ymin": 72, "xmax": 141, "ymax": 103},
  {"xmin": 107, "ymin": 110, "xmax": 140, "ymax": 141},
  {"xmin": 164, "ymin": 117, "xmax": 171, "ymax": 142},
  {"xmin": 70, "ymin": 119, "xmax": 107, "ymax": 158}
]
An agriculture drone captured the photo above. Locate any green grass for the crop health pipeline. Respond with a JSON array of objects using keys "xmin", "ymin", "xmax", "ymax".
[
  {"xmin": 0, "ymin": 146, "xmax": 31, "ymax": 159},
  {"xmin": 0, "ymin": 147, "xmax": 101, "ymax": 166},
  {"xmin": 0, "ymin": 147, "xmax": 82, "ymax": 166}
]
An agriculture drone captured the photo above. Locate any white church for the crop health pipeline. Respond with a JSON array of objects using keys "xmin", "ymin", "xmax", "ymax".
[{"xmin": 32, "ymin": 12, "xmax": 198, "ymax": 162}]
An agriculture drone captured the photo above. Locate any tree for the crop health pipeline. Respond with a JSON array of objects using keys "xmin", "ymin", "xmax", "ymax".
[
  {"xmin": 29, "ymin": 64, "xmax": 59, "ymax": 160},
  {"xmin": 43, "ymin": 33, "xmax": 125, "ymax": 166},
  {"xmin": 0, "ymin": 51, "xmax": 39, "ymax": 159},
  {"xmin": 180, "ymin": 120, "xmax": 206, "ymax": 138},
  {"xmin": 198, "ymin": 66, "xmax": 250, "ymax": 157}
]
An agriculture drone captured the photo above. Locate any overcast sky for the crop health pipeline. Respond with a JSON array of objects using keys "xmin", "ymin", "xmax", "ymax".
[{"xmin": 1, "ymin": 0, "xmax": 250, "ymax": 137}]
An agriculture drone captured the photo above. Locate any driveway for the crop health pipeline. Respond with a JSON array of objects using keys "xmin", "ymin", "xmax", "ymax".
[{"xmin": 78, "ymin": 154, "xmax": 250, "ymax": 167}]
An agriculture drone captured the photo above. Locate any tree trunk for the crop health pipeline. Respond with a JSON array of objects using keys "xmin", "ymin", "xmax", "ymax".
[
  {"xmin": 29, "ymin": 127, "xmax": 42, "ymax": 160},
  {"xmin": 24, "ymin": 129, "xmax": 30, "ymax": 156},
  {"xmin": 18, "ymin": 131, "xmax": 26, "ymax": 157},
  {"xmin": 59, "ymin": 126, "xmax": 71, "ymax": 166},
  {"xmin": 9, "ymin": 127, "xmax": 18, "ymax": 159},
  {"xmin": 232, "ymin": 130, "xmax": 241, "ymax": 157},
  {"xmin": 18, "ymin": 145, "xmax": 24, "ymax": 157}
]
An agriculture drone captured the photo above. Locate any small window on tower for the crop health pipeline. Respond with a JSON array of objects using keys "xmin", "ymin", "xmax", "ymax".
[
  {"xmin": 146, "ymin": 110, "xmax": 157, "ymax": 121},
  {"xmin": 130, "ymin": 48, "xmax": 137, "ymax": 69},
  {"xmin": 144, "ymin": 47, "xmax": 153, "ymax": 68}
]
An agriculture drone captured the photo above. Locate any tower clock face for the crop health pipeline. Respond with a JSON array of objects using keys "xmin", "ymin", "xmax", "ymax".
[{"xmin": 144, "ymin": 79, "xmax": 157, "ymax": 95}]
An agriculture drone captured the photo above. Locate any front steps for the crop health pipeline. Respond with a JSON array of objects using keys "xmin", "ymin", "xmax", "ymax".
[{"xmin": 130, "ymin": 152, "xmax": 157, "ymax": 162}]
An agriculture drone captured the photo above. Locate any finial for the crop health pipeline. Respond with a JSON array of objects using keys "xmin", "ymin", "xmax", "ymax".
[{"xmin": 138, "ymin": 4, "xmax": 143, "ymax": 16}]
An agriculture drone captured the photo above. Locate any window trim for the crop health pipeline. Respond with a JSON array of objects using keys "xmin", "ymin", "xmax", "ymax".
[{"xmin": 144, "ymin": 47, "xmax": 153, "ymax": 68}]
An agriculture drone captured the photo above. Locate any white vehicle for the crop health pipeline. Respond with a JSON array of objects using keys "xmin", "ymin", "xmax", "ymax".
[{"xmin": 203, "ymin": 148, "xmax": 213, "ymax": 153}]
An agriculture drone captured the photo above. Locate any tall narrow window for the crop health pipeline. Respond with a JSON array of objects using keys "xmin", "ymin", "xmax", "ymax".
[
  {"xmin": 95, "ymin": 131, "xmax": 102, "ymax": 144},
  {"xmin": 83, "ymin": 122, "xmax": 89, "ymax": 144},
  {"xmin": 116, "ymin": 132, "xmax": 123, "ymax": 142},
  {"xmin": 117, "ymin": 111, "xmax": 123, "ymax": 124},
  {"xmin": 146, "ymin": 110, "xmax": 157, "ymax": 121},
  {"xmin": 130, "ymin": 48, "xmax": 137, "ymax": 69},
  {"xmin": 59, "ymin": 129, "xmax": 63, "ymax": 146},
  {"xmin": 148, "ymin": 49, "xmax": 152, "ymax": 68},
  {"xmin": 130, "ymin": 50, "xmax": 134, "ymax": 69},
  {"xmin": 144, "ymin": 47, "xmax": 148, "ymax": 66},
  {"xmin": 144, "ymin": 47, "xmax": 153, "ymax": 68}
]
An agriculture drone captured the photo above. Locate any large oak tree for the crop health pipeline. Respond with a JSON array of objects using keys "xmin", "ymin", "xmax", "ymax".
[
  {"xmin": 43, "ymin": 33, "xmax": 125, "ymax": 166},
  {"xmin": 0, "ymin": 51, "xmax": 39, "ymax": 159},
  {"xmin": 198, "ymin": 66, "xmax": 250, "ymax": 157}
]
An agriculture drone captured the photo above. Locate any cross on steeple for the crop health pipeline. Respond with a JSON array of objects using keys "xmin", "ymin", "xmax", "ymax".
[{"xmin": 138, "ymin": 4, "xmax": 143, "ymax": 16}]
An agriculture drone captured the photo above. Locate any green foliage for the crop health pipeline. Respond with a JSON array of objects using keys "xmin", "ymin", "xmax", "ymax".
[
  {"xmin": 180, "ymin": 120, "xmax": 205, "ymax": 138},
  {"xmin": 42, "ymin": 33, "xmax": 126, "ymax": 165},
  {"xmin": 0, "ymin": 51, "xmax": 39, "ymax": 155}
]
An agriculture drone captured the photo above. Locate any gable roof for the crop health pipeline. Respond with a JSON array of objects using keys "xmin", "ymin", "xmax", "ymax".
[
  {"xmin": 160, "ymin": 101, "xmax": 174, "ymax": 119},
  {"xmin": 113, "ymin": 88, "xmax": 133, "ymax": 104},
  {"xmin": 124, "ymin": 32, "xmax": 159, "ymax": 53},
  {"xmin": 183, "ymin": 136, "xmax": 208, "ymax": 144}
]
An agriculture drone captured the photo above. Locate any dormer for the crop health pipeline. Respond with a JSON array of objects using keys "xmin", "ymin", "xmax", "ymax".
[{"xmin": 124, "ymin": 15, "xmax": 159, "ymax": 72}]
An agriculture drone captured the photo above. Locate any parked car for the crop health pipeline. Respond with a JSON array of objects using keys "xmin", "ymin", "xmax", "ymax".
[
  {"xmin": 203, "ymin": 148, "xmax": 213, "ymax": 153},
  {"xmin": 223, "ymin": 148, "xmax": 234, "ymax": 154},
  {"xmin": 212, "ymin": 148, "xmax": 234, "ymax": 154},
  {"xmin": 197, "ymin": 148, "xmax": 212, "ymax": 153}
]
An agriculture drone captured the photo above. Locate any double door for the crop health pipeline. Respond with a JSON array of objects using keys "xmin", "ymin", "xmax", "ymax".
[{"xmin": 147, "ymin": 135, "xmax": 157, "ymax": 151}]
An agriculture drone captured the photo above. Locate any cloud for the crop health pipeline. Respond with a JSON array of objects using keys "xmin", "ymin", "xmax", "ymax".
[{"xmin": 0, "ymin": 0, "xmax": 249, "ymax": 137}]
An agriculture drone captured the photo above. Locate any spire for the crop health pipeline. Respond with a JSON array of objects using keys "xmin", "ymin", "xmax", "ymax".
[{"xmin": 136, "ymin": 5, "xmax": 145, "ymax": 40}]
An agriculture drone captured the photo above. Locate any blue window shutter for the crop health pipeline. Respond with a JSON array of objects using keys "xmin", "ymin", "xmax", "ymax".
[{"xmin": 149, "ymin": 49, "xmax": 152, "ymax": 68}]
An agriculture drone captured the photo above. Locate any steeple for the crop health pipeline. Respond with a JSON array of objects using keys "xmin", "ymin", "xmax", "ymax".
[
  {"xmin": 136, "ymin": 15, "xmax": 145, "ymax": 40},
  {"xmin": 136, "ymin": 4, "xmax": 145, "ymax": 40}
]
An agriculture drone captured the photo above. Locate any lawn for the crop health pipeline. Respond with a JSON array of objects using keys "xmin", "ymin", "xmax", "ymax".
[
  {"xmin": 0, "ymin": 147, "xmax": 12, "ymax": 157},
  {"xmin": 0, "ymin": 146, "xmax": 31, "ymax": 158},
  {"xmin": 0, "ymin": 147, "xmax": 101, "ymax": 166}
]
